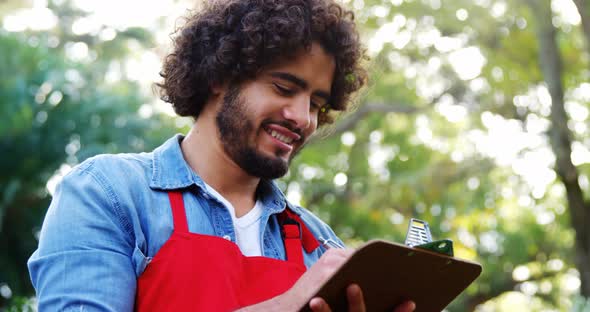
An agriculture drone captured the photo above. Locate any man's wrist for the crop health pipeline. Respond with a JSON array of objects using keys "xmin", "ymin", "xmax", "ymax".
[{"xmin": 236, "ymin": 292, "xmax": 301, "ymax": 312}]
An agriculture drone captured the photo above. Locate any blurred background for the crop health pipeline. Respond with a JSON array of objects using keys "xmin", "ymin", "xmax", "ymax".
[{"xmin": 1, "ymin": 0, "xmax": 590, "ymax": 310}]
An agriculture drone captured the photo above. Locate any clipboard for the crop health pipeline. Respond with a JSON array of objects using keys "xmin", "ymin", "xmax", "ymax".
[{"xmin": 299, "ymin": 240, "xmax": 482, "ymax": 312}]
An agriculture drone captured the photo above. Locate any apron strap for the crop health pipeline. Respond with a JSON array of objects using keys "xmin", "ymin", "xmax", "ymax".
[
  {"xmin": 168, "ymin": 191, "xmax": 189, "ymax": 233},
  {"xmin": 279, "ymin": 209, "xmax": 321, "ymax": 266},
  {"xmin": 281, "ymin": 219, "xmax": 304, "ymax": 265}
]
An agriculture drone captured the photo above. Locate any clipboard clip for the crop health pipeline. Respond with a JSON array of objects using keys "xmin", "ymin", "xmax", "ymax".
[{"xmin": 404, "ymin": 218, "xmax": 454, "ymax": 256}]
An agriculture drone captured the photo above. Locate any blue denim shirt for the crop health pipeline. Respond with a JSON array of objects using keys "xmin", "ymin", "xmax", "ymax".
[{"xmin": 28, "ymin": 134, "xmax": 343, "ymax": 311}]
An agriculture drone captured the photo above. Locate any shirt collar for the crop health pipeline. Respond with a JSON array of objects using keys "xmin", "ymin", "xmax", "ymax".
[
  {"xmin": 257, "ymin": 180, "xmax": 305, "ymax": 216},
  {"xmin": 149, "ymin": 134, "xmax": 204, "ymax": 190}
]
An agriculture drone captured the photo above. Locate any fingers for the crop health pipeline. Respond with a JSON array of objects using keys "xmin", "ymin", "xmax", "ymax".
[
  {"xmin": 393, "ymin": 300, "xmax": 416, "ymax": 312},
  {"xmin": 310, "ymin": 284, "xmax": 367, "ymax": 312},
  {"xmin": 309, "ymin": 297, "xmax": 331, "ymax": 312},
  {"xmin": 312, "ymin": 284, "xmax": 413, "ymax": 312},
  {"xmin": 317, "ymin": 248, "xmax": 354, "ymax": 265},
  {"xmin": 347, "ymin": 284, "xmax": 366, "ymax": 312},
  {"xmin": 310, "ymin": 282, "xmax": 415, "ymax": 312},
  {"xmin": 308, "ymin": 248, "xmax": 354, "ymax": 285}
]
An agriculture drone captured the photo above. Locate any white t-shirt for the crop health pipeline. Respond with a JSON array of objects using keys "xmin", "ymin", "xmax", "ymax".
[{"xmin": 204, "ymin": 184, "xmax": 263, "ymax": 257}]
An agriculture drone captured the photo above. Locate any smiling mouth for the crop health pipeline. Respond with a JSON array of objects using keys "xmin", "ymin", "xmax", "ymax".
[{"xmin": 265, "ymin": 128, "xmax": 295, "ymax": 145}]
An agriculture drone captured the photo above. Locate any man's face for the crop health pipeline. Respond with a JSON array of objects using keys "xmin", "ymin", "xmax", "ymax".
[{"xmin": 215, "ymin": 42, "xmax": 336, "ymax": 179}]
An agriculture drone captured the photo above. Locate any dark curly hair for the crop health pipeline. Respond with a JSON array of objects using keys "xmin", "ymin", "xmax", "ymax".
[{"xmin": 158, "ymin": 0, "xmax": 366, "ymax": 126}]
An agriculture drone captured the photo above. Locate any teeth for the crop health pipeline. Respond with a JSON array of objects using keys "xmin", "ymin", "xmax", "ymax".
[{"xmin": 268, "ymin": 129, "xmax": 293, "ymax": 144}]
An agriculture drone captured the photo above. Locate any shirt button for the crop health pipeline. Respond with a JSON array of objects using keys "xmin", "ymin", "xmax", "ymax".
[{"xmin": 223, "ymin": 235, "xmax": 231, "ymax": 241}]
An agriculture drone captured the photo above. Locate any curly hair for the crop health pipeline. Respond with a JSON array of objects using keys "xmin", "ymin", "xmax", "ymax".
[{"xmin": 158, "ymin": 0, "xmax": 366, "ymax": 126}]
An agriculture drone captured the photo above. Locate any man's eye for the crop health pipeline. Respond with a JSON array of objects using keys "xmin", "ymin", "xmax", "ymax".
[
  {"xmin": 273, "ymin": 83, "xmax": 294, "ymax": 95},
  {"xmin": 310, "ymin": 97, "xmax": 327, "ymax": 112},
  {"xmin": 310, "ymin": 101, "xmax": 322, "ymax": 111}
]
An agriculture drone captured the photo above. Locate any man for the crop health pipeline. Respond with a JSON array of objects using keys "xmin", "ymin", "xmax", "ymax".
[{"xmin": 28, "ymin": 0, "xmax": 416, "ymax": 311}]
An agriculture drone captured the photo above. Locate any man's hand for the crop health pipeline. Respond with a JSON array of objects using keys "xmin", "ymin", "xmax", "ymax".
[
  {"xmin": 283, "ymin": 249, "xmax": 416, "ymax": 311},
  {"xmin": 237, "ymin": 249, "xmax": 415, "ymax": 311},
  {"xmin": 284, "ymin": 248, "xmax": 354, "ymax": 306},
  {"xmin": 308, "ymin": 284, "xmax": 416, "ymax": 312}
]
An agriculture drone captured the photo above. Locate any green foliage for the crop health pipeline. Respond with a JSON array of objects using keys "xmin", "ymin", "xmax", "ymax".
[
  {"xmin": 0, "ymin": 2, "xmax": 178, "ymax": 306},
  {"xmin": 5, "ymin": 296, "xmax": 36, "ymax": 312}
]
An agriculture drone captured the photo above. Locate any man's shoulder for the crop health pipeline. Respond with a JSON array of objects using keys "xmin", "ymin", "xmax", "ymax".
[
  {"xmin": 63, "ymin": 151, "xmax": 154, "ymax": 193},
  {"xmin": 76, "ymin": 152, "xmax": 152, "ymax": 178},
  {"xmin": 69, "ymin": 135, "xmax": 183, "ymax": 182}
]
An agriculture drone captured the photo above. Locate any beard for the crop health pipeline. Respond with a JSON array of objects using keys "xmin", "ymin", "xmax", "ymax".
[{"xmin": 215, "ymin": 83, "xmax": 299, "ymax": 179}]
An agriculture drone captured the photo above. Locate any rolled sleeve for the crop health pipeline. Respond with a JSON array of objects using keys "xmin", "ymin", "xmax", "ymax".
[{"xmin": 28, "ymin": 160, "xmax": 137, "ymax": 311}]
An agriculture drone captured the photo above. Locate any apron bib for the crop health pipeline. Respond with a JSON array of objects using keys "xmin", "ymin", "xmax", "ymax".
[{"xmin": 136, "ymin": 191, "xmax": 319, "ymax": 311}]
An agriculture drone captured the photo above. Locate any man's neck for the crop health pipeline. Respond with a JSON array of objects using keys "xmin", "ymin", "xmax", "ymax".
[{"xmin": 181, "ymin": 123, "xmax": 259, "ymax": 217}]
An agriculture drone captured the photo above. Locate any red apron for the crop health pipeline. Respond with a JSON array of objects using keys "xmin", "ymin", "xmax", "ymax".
[{"xmin": 136, "ymin": 191, "xmax": 320, "ymax": 311}]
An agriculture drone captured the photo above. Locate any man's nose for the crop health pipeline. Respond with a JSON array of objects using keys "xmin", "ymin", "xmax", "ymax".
[{"xmin": 282, "ymin": 95, "xmax": 311, "ymax": 130}]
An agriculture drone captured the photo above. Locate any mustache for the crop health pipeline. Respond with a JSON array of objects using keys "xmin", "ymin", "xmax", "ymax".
[{"xmin": 262, "ymin": 120, "xmax": 304, "ymax": 140}]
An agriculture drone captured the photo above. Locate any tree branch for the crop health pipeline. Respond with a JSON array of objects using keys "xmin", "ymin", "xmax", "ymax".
[
  {"xmin": 313, "ymin": 89, "xmax": 448, "ymax": 143},
  {"xmin": 328, "ymin": 101, "xmax": 423, "ymax": 135}
]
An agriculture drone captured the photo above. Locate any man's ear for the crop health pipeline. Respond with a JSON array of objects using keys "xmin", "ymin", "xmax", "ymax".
[
  {"xmin": 210, "ymin": 82, "xmax": 227, "ymax": 97},
  {"xmin": 203, "ymin": 82, "xmax": 228, "ymax": 114}
]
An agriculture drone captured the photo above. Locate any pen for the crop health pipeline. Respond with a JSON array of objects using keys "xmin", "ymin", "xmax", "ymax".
[{"xmin": 320, "ymin": 237, "xmax": 345, "ymax": 249}]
